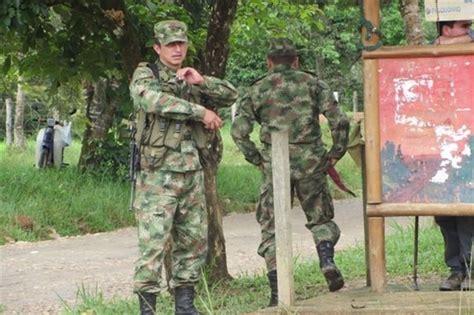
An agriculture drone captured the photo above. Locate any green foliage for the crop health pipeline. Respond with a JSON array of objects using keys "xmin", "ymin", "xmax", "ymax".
[
  {"xmin": 80, "ymin": 135, "xmax": 129, "ymax": 179},
  {"xmin": 227, "ymin": 0, "xmax": 324, "ymax": 86}
]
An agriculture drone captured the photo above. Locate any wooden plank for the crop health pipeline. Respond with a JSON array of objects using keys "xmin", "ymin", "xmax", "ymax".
[
  {"xmin": 368, "ymin": 217, "xmax": 386, "ymax": 292},
  {"xmin": 363, "ymin": 59, "xmax": 382, "ymax": 204},
  {"xmin": 271, "ymin": 130, "xmax": 294, "ymax": 306},
  {"xmin": 367, "ymin": 203, "xmax": 474, "ymax": 217},
  {"xmin": 363, "ymin": 44, "xmax": 474, "ymax": 59},
  {"xmin": 361, "ymin": 0, "xmax": 381, "ymax": 48}
]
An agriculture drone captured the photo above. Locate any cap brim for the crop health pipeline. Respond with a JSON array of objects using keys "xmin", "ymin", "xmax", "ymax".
[{"xmin": 161, "ymin": 36, "xmax": 188, "ymax": 45}]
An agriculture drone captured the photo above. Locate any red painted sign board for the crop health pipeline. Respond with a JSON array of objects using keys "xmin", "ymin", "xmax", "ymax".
[{"xmin": 378, "ymin": 55, "xmax": 474, "ymax": 203}]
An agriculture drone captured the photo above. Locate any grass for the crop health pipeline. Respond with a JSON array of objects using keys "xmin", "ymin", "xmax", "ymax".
[
  {"xmin": 61, "ymin": 223, "xmax": 450, "ymax": 314},
  {"xmin": 0, "ymin": 141, "xmax": 133, "ymax": 244},
  {"xmin": 0, "ymin": 121, "xmax": 361, "ymax": 244}
]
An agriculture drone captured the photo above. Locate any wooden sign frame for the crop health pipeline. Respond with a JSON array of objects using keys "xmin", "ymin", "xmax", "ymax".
[{"xmin": 362, "ymin": 44, "xmax": 474, "ymax": 292}]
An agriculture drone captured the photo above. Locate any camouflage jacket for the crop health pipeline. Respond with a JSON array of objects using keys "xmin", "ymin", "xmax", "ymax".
[
  {"xmin": 231, "ymin": 64, "xmax": 349, "ymax": 176},
  {"xmin": 129, "ymin": 60, "xmax": 238, "ymax": 172}
]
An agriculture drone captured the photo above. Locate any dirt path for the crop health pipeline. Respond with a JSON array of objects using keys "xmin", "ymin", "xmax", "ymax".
[{"xmin": 0, "ymin": 198, "xmax": 422, "ymax": 314}]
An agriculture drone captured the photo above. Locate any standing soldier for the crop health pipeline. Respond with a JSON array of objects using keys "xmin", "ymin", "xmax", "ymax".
[
  {"xmin": 433, "ymin": 19, "xmax": 473, "ymax": 292},
  {"xmin": 231, "ymin": 38, "xmax": 350, "ymax": 306},
  {"xmin": 129, "ymin": 20, "xmax": 237, "ymax": 314}
]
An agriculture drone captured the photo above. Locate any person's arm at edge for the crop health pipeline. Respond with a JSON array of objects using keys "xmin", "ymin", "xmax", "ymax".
[
  {"xmin": 317, "ymin": 79, "xmax": 350, "ymax": 166},
  {"xmin": 231, "ymin": 94, "xmax": 262, "ymax": 166}
]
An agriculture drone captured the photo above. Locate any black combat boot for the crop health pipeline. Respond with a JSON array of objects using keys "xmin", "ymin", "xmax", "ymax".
[
  {"xmin": 267, "ymin": 270, "xmax": 278, "ymax": 307},
  {"xmin": 137, "ymin": 291, "xmax": 156, "ymax": 315},
  {"xmin": 316, "ymin": 240, "xmax": 344, "ymax": 292},
  {"xmin": 175, "ymin": 286, "xmax": 200, "ymax": 315},
  {"xmin": 440, "ymin": 271, "xmax": 465, "ymax": 291}
]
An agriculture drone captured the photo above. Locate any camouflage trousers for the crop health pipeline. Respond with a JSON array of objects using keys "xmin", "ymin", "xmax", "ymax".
[
  {"xmin": 133, "ymin": 169, "xmax": 207, "ymax": 293},
  {"xmin": 257, "ymin": 158, "xmax": 340, "ymax": 272}
]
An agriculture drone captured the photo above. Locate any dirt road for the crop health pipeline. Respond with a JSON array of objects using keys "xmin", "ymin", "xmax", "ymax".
[{"xmin": 0, "ymin": 198, "xmax": 420, "ymax": 314}]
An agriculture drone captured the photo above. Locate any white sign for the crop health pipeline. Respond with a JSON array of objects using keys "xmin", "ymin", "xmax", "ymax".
[{"xmin": 425, "ymin": 0, "xmax": 474, "ymax": 21}]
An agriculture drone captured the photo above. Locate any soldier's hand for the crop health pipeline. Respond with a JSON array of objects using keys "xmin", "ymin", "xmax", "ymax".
[
  {"xmin": 176, "ymin": 67, "xmax": 204, "ymax": 85},
  {"xmin": 202, "ymin": 109, "xmax": 223, "ymax": 130}
]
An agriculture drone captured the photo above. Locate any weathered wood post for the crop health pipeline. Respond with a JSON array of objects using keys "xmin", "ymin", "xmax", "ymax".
[
  {"xmin": 271, "ymin": 130, "xmax": 295, "ymax": 306},
  {"xmin": 362, "ymin": 0, "xmax": 386, "ymax": 293}
]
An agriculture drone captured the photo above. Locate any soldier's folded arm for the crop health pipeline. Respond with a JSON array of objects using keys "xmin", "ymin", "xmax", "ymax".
[
  {"xmin": 231, "ymin": 96, "xmax": 262, "ymax": 166},
  {"xmin": 199, "ymin": 76, "xmax": 238, "ymax": 107},
  {"xmin": 130, "ymin": 68, "xmax": 207, "ymax": 122}
]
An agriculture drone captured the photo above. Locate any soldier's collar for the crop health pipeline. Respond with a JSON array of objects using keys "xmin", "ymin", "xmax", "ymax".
[{"xmin": 270, "ymin": 63, "xmax": 293, "ymax": 73}]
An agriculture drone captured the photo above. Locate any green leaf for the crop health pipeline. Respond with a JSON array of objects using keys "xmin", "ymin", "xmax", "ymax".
[{"xmin": 2, "ymin": 55, "xmax": 11, "ymax": 74}]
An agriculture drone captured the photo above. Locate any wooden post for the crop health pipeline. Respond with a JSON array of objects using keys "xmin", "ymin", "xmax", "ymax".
[
  {"xmin": 368, "ymin": 217, "xmax": 386, "ymax": 292},
  {"xmin": 362, "ymin": 0, "xmax": 386, "ymax": 292},
  {"xmin": 271, "ymin": 130, "xmax": 294, "ymax": 307},
  {"xmin": 363, "ymin": 61, "xmax": 382, "ymax": 203}
]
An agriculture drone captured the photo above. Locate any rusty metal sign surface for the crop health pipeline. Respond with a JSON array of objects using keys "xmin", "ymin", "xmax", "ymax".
[{"xmin": 378, "ymin": 55, "xmax": 474, "ymax": 203}]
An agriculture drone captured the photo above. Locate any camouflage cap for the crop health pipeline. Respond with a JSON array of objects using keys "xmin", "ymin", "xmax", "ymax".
[
  {"xmin": 154, "ymin": 20, "xmax": 188, "ymax": 45},
  {"xmin": 267, "ymin": 38, "xmax": 297, "ymax": 57}
]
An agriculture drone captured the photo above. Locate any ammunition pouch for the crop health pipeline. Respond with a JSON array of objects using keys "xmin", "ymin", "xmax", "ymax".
[
  {"xmin": 140, "ymin": 146, "xmax": 167, "ymax": 170},
  {"xmin": 135, "ymin": 110, "xmax": 214, "ymax": 170}
]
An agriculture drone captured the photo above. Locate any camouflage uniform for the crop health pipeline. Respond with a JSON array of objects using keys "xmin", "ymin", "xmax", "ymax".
[
  {"xmin": 129, "ymin": 21, "xmax": 237, "ymax": 294},
  {"xmin": 231, "ymin": 39, "xmax": 350, "ymax": 272}
]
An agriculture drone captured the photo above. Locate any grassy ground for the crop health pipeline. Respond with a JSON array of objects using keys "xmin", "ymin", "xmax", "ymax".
[
  {"xmin": 0, "ymin": 121, "xmax": 361, "ymax": 244},
  {"xmin": 0, "ymin": 141, "xmax": 132, "ymax": 244},
  {"xmin": 61, "ymin": 223, "xmax": 448, "ymax": 314}
]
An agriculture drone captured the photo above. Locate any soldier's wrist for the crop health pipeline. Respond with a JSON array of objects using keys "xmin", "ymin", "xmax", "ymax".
[{"xmin": 193, "ymin": 104, "xmax": 207, "ymax": 120}]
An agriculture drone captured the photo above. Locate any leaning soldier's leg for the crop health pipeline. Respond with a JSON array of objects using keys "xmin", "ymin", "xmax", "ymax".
[
  {"xmin": 256, "ymin": 163, "xmax": 277, "ymax": 271},
  {"xmin": 171, "ymin": 170, "xmax": 208, "ymax": 288},
  {"xmin": 295, "ymin": 175, "xmax": 344, "ymax": 292},
  {"xmin": 133, "ymin": 170, "xmax": 180, "ymax": 294},
  {"xmin": 256, "ymin": 163, "xmax": 279, "ymax": 306},
  {"xmin": 296, "ymin": 176, "xmax": 340, "ymax": 244}
]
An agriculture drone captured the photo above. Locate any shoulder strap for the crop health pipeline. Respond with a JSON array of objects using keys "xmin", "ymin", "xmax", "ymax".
[
  {"xmin": 250, "ymin": 74, "xmax": 267, "ymax": 86},
  {"xmin": 147, "ymin": 63, "xmax": 161, "ymax": 83}
]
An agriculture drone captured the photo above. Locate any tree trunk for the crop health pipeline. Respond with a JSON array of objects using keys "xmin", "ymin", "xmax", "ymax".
[
  {"xmin": 200, "ymin": 0, "xmax": 239, "ymax": 283},
  {"xmin": 5, "ymin": 97, "xmax": 14, "ymax": 146},
  {"xmin": 202, "ymin": 0, "xmax": 238, "ymax": 78},
  {"xmin": 78, "ymin": 78, "xmax": 117, "ymax": 171},
  {"xmin": 100, "ymin": 0, "xmax": 143, "ymax": 79},
  {"xmin": 13, "ymin": 82, "xmax": 26, "ymax": 149},
  {"xmin": 399, "ymin": 0, "xmax": 424, "ymax": 45}
]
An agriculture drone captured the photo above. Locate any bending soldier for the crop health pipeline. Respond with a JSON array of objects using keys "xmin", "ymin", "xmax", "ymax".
[{"xmin": 231, "ymin": 38, "xmax": 350, "ymax": 306}]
